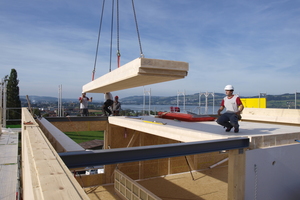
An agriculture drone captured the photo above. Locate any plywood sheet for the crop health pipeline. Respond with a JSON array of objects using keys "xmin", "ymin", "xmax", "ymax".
[{"xmin": 82, "ymin": 57, "xmax": 189, "ymax": 93}]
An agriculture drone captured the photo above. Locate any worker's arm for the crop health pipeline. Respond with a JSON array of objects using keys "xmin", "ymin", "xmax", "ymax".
[
  {"xmin": 217, "ymin": 106, "xmax": 224, "ymax": 116},
  {"xmin": 236, "ymin": 104, "xmax": 244, "ymax": 115},
  {"xmin": 89, "ymin": 97, "xmax": 93, "ymax": 102},
  {"xmin": 235, "ymin": 97, "xmax": 244, "ymax": 115}
]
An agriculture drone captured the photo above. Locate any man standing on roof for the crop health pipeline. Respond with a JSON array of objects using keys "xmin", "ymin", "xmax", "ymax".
[
  {"xmin": 217, "ymin": 85, "xmax": 244, "ymax": 133},
  {"xmin": 102, "ymin": 92, "xmax": 114, "ymax": 116},
  {"xmin": 113, "ymin": 95, "xmax": 121, "ymax": 116},
  {"xmin": 79, "ymin": 92, "xmax": 93, "ymax": 116}
]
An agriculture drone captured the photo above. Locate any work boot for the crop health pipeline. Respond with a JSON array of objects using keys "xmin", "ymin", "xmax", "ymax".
[
  {"xmin": 234, "ymin": 125, "xmax": 239, "ymax": 133},
  {"xmin": 225, "ymin": 125, "xmax": 233, "ymax": 132}
]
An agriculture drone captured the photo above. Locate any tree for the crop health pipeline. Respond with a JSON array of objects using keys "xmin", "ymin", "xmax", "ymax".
[{"xmin": 6, "ymin": 69, "xmax": 21, "ymax": 124}]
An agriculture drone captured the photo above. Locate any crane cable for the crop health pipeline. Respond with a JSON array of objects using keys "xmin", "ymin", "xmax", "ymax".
[
  {"xmin": 93, "ymin": 0, "xmax": 144, "ymax": 78},
  {"xmin": 131, "ymin": 0, "xmax": 144, "ymax": 58},
  {"xmin": 116, "ymin": 0, "xmax": 121, "ymax": 68},
  {"xmin": 92, "ymin": 0, "xmax": 106, "ymax": 81},
  {"xmin": 109, "ymin": 0, "xmax": 115, "ymax": 72}
]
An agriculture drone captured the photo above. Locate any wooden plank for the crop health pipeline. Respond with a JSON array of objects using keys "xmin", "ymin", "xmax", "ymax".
[
  {"xmin": 83, "ymin": 57, "xmax": 189, "ymax": 93},
  {"xmin": 242, "ymin": 108, "xmax": 300, "ymax": 124},
  {"xmin": 21, "ymin": 108, "xmax": 89, "ymax": 200},
  {"xmin": 228, "ymin": 148, "xmax": 246, "ymax": 200}
]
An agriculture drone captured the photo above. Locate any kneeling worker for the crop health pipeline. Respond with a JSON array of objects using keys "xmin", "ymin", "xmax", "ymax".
[{"xmin": 216, "ymin": 85, "xmax": 244, "ymax": 133}]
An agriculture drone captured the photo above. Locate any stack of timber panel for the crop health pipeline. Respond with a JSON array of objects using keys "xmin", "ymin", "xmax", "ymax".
[
  {"xmin": 21, "ymin": 108, "xmax": 89, "ymax": 200},
  {"xmin": 0, "ymin": 128, "xmax": 19, "ymax": 200},
  {"xmin": 242, "ymin": 108, "xmax": 300, "ymax": 124},
  {"xmin": 82, "ymin": 57, "xmax": 189, "ymax": 93}
]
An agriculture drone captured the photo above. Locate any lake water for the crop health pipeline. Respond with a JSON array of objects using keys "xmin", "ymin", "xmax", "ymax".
[{"xmin": 121, "ymin": 104, "xmax": 218, "ymax": 115}]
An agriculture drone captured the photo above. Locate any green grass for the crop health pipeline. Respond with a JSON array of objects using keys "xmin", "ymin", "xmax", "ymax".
[
  {"xmin": 64, "ymin": 131, "xmax": 104, "ymax": 144},
  {"xmin": 6, "ymin": 124, "xmax": 21, "ymax": 128}
]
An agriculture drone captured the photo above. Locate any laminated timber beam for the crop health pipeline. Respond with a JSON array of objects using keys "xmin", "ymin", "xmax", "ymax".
[
  {"xmin": 21, "ymin": 108, "xmax": 89, "ymax": 200},
  {"xmin": 59, "ymin": 137, "xmax": 249, "ymax": 169},
  {"xmin": 82, "ymin": 57, "xmax": 189, "ymax": 93}
]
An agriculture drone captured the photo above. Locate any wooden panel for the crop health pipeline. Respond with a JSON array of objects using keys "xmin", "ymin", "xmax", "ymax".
[
  {"xmin": 228, "ymin": 148, "xmax": 246, "ymax": 200},
  {"xmin": 51, "ymin": 120, "xmax": 107, "ymax": 132},
  {"xmin": 242, "ymin": 108, "xmax": 300, "ymax": 124},
  {"xmin": 74, "ymin": 174, "xmax": 106, "ymax": 187},
  {"xmin": 249, "ymin": 132, "xmax": 300, "ymax": 149},
  {"xmin": 83, "ymin": 57, "xmax": 189, "ymax": 93},
  {"xmin": 21, "ymin": 108, "xmax": 89, "ymax": 200}
]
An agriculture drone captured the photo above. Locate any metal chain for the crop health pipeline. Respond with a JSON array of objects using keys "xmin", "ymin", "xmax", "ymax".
[{"xmin": 254, "ymin": 164, "xmax": 258, "ymax": 200}]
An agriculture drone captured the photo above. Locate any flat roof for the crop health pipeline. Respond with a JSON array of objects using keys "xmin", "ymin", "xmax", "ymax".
[{"xmin": 108, "ymin": 116, "xmax": 300, "ymax": 142}]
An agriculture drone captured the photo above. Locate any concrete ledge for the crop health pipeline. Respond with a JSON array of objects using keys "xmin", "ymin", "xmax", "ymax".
[
  {"xmin": 83, "ymin": 57, "xmax": 189, "ymax": 93},
  {"xmin": 241, "ymin": 108, "xmax": 300, "ymax": 124}
]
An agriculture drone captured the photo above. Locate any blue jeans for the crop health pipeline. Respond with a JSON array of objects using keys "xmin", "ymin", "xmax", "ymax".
[{"xmin": 217, "ymin": 112, "xmax": 239, "ymax": 128}]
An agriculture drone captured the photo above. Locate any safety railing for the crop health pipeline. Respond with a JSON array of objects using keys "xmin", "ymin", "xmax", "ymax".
[{"xmin": 114, "ymin": 169, "xmax": 161, "ymax": 200}]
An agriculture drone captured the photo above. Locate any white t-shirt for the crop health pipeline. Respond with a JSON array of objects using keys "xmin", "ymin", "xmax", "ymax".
[
  {"xmin": 222, "ymin": 95, "xmax": 241, "ymax": 113},
  {"xmin": 79, "ymin": 97, "xmax": 89, "ymax": 109},
  {"xmin": 104, "ymin": 92, "xmax": 113, "ymax": 101}
]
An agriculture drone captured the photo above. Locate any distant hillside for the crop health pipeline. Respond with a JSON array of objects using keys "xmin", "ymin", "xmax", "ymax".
[
  {"xmin": 20, "ymin": 93, "xmax": 299, "ymax": 109},
  {"xmin": 20, "ymin": 95, "xmax": 78, "ymax": 103}
]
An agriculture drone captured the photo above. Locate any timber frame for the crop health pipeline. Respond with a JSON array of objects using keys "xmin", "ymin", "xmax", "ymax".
[{"xmin": 20, "ymin": 107, "xmax": 300, "ymax": 200}]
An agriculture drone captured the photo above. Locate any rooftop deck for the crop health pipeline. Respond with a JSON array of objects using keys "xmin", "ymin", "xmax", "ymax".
[{"xmin": 109, "ymin": 115, "xmax": 300, "ymax": 145}]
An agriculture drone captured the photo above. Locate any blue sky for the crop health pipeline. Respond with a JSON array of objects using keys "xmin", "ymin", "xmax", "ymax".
[{"xmin": 1, "ymin": 0, "xmax": 299, "ymax": 100}]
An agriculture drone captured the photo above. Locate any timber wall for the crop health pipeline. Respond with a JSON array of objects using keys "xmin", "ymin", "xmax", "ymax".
[
  {"xmin": 47, "ymin": 117, "xmax": 108, "ymax": 132},
  {"xmin": 49, "ymin": 120, "xmax": 228, "ymax": 187},
  {"xmin": 103, "ymin": 125, "xmax": 228, "ymax": 185}
]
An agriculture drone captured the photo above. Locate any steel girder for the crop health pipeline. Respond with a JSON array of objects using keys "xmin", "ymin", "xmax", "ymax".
[{"xmin": 59, "ymin": 137, "xmax": 249, "ymax": 169}]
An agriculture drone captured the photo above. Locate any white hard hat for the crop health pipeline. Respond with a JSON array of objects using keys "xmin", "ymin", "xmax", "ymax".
[{"xmin": 224, "ymin": 85, "xmax": 234, "ymax": 91}]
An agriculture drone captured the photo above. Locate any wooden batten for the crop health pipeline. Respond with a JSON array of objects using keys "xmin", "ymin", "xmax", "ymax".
[{"xmin": 82, "ymin": 57, "xmax": 189, "ymax": 93}]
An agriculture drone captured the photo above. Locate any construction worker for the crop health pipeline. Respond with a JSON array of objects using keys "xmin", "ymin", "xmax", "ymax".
[
  {"xmin": 79, "ymin": 92, "xmax": 93, "ymax": 116},
  {"xmin": 102, "ymin": 92, "xmax": 114, "ymax": 116},
  {"xmin": 217, "ymin": 85, "xmax": 244, "ymax": 133},
  {"xmin": 113, "ymin": 96, "xmax": 121, "ymax": 116}
]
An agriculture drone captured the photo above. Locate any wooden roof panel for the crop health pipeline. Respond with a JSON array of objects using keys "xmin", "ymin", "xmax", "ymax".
[{"xmin": 82, "ymin": 57, "xmax": 189, "ymax": 93}]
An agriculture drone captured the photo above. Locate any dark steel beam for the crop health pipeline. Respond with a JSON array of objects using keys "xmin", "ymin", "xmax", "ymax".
[
  {"xmin": 45, "ymin": 116, "xmax": 107, "ymax": 122},
  {"xmin": 59, "ymin": 137, "xmax": 249, "ymax": 169}
]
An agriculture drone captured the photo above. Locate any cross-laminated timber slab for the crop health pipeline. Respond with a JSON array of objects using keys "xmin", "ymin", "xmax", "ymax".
[{"xmin": 82, "ymin": 57, "xmax": 189, "ymax": 93}]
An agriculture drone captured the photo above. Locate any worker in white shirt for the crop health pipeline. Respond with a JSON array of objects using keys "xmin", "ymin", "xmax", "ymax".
[
  {"xmin": 79, "ymin": 92, "xmax": 93, "ymax": 116},
  {"xmin": 102, "ymin": 92, "xmax": 114, "ymax": 116}
]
